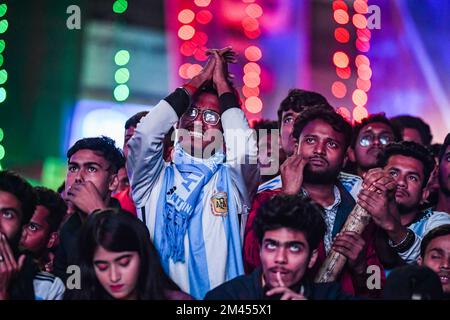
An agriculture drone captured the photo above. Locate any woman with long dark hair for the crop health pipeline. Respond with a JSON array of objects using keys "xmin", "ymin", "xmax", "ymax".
[{"xmin": 65, "ymin": 209, "xmax": 192, "ymax": 300}]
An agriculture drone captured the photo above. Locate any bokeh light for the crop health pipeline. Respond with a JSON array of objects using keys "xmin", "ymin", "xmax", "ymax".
[
  {"xmin": 245, "ymin": 46, "xmax": 262, "ymax": 62},
  {"xmin": 196, "ymin": 10, "xmax": 213, "ymax": 24},
  {"xmin": 333, "ymin": 51, "xmax": 349, "ymax": 68},
  {"xmin": 178, "ymin": 25, "xmax": 195, "ymax": 40},
  {"xmin": 352, "ymin": 89, "xmax": 368, "ymax": 106},
  {"xmin": 353, "ymin": 106, "xmax": 369, "ymax": 122},
  {"xmin": 334, "ymin": 9, "xmax": 349, "ymax": 24},
  {"xmin": 245, "ymin": 96, "xmax": 263, "ymax": 114},
  {"xmin": 335, "ymin": 27, "xmax": 350, "ymax": 43},
  {"xmin": 178, "ymin": 9, "xmax": 195, "ymax": 24},
  {"xmin": 332, "ymin": 81, "xmax": 347, "ymax": 98}
]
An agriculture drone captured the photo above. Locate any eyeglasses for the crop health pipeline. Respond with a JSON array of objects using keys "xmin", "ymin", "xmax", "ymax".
[
  {"xmin": 359, "ymin": 133, "xmax": 394, "ymax": 147},
  {"xmin": 184, "ymin": 107, "xmax": 221, "ymax": 125}
]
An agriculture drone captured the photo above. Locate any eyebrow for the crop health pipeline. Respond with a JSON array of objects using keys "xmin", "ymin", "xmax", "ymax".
[
  {"xmin": 428, "ymin": 248, "xmax": 444, "ymax": 255},
  {"xmin": 263, "ymin": 239, "xmax": 306, "ymax": 248},
  {"xmin": 387, "ymin": 166, "xmax": 421, "ymax": 177},
  {"xmin": 0, "ymin": 207, "xmax": 20, "ymax": 215},
  {"xmin": 94, "ymin": 254, "xmax": 132, "ymax": 264},
  {"xmin": 68, "ymin": 161, "xmax": 104, "ymax": 168},
  {"xmin": 361, "ymin": 129, "xmax": 393, "ymax": 135}
]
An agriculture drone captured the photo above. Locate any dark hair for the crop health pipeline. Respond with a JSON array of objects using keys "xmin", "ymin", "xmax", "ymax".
[
  {"xmin": 67, "ymin": 136, "xmax": 125, "ymax": 173},
  {"xmin": 438, "ymin": 133, "xmax": 450, "ymax": 163},
  {"xmin": 0, "ymin": 170, "xmax": 37, "ymax": 227},
  {"xmin": 125, "ymin": 111, "xmax": 149, "ymax": 130},
  {"xmin": 351, "ymin": 113, "xmax": 401, "ymax": 148},
  {"xmin": 292, "ymin": 107, "xmax": 353, "ymax": 149},
  {"xmin": 191, "ymin": 81, "xmax": 219, "ymax": 105},
  {"xmin": 70, "ymin": 209, "xmax": 180, "ymax": 300},
  {"xmin": 34, "ymin": 187, "xmax": 67, "ymax": 232},
  {"xmin": 420, "ymin": 224, "xmax": 450, "ymax": 258},
  {"xmin": 390, "ymin": 115, "xmax": 433, "ymax": 146},
  {"xmin": 253, "ymin": 194, "xmax": 326, "ymax": 251},
  {"xmin": 251, "ymin": 119, "xmax": 278, "ymax": 141},
  {"xmin": 377, "ymin": 141, "xmax": 435, "ymax": 188},
  {"xmin": 277, "ymin": 89, "xmax": 333, "ymax": 128}
]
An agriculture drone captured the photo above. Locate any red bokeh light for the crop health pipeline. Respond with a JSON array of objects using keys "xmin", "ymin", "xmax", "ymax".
[
  {"xmin": 332, "ymin": 0, "xmax": 348, "ymax": 11},
  {"xmin": 357, "ymin": 78, "xmax": 372, "ymax": 92},
  {"xmin": 180, "ymin": 41, "xmax": 197, "ymax": 56},
  {"xmin": 242, "ymin": 17, "xmax": 259, "ymax": 32},
  {"xmin": 336, "ymin": 66, "xmax": 351, "ymax": 79},
  {"xmin": 356, "ymin": 38, "xmax": 370, "ymax": 52},
  {"xmin": 191, "ymin": 31, "xmax": 208, "ymax": 46},
  {"xmin": 194, "ymin": 47, "xmax": 208, "ymax": 61},
  {"xmin": 244, "ymin": 29, "xmax": 261, "ymax": 39},
  {"xmin": 336, "ymin": 107, "xmax": 351, "ymax": 121},
  {"xmin": 242, "ymin": 85, "xmax": 260, "ymax": 98},
  {"xmin": 357, "ymin": 28, "xmax": 371, "ymax": 42},
  {"xmin": 354, "ymin": 0, "xmax": 368, "ymax": 14},
  {"xmin": 196, "ymin": 10, "xmax": 213, "ymax": 24},
  {"xmin": 335, "ymin": 27, "xmax": 350, "ymax": 43}
]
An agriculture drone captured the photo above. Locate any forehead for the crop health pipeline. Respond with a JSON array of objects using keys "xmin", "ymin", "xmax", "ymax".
[
  {"xmin": 263, "ymin": 227, "xmax": 308, "ymax": 244},
  {"xmin": 402, "ymin": 128, "xmax": 423, "ymax": 144},
  {"xmin": 359, "ymin": 122, "xmax": 393, "ymax": 136},
  {"xmin": 31, "ymin": 205, "xmax": 51, "ymax": 224},
  {"xmin": 69, "ymin": 149, "xmax": 110, "ymax": 167},
  {"xmin": 386, "ymin": 154, "xmax": 424, "ymax": 175},
  {"xmin": 193, "ymin": 93, "xmax": 220, "ymax": 113},
  {"xmin": 426, "ymin": 234, "xmax": 450, "ymax": 253},
  {"xmin": 93, "ymin": 245, "xmax": 137, "ymax": 261},
  {"xmin": 0, "ymin": 190, "xmax": 21, "ymax": 211},
  {"xmin": 301, "ymin": 119, "xmax": 346, "ymax": 142}
]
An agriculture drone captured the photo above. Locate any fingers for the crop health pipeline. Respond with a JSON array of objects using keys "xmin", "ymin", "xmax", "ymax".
[
  {"xmin": 17, "ymin": 255, "xmax": 26, "ymax": 271},
  {"xmin": 362, "ymin": 168, "xmax": 384, "ymax": 189},
  {"xmin": 1, "ymin": 236, "xmax": 17, "ymax": 270},
  {"xmin": 266, "ymin": 287, "xmax": 305, "ymax": 300},
  {"xmin": 277, "ymin": 271, "xmax": 285, "ymax": 287}
]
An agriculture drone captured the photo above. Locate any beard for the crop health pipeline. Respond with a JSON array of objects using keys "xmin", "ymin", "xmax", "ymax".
[
  {"xmin": 303, "ymin": 163, "xmax": 340, "ymax": 185},
  {"xmin": 397, "ymin": 202, "xmax": 419, "ymax": 215}
]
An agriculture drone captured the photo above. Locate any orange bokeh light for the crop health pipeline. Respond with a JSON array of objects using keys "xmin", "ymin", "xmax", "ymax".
[
  {"xmin": 242, "ymin": 17, "xmax": 259, "ymax": 32},
  {"xmin": 186, "ymin": 64, "xmax": 203, "ymax": 79},
  {"xmin": 179, "ymin": 63, "xmax": 192, "ymax": 79},
  {"xmin": 336, "ymin": 66, "xmax": 351, "ymax": 79},
  {"xmin": 333, "ymin": 51, "xmax": 349, "ymax": 68},
  {"xmin": 357, "ymin": 78, "xmax": 372, "ymax": 92},
  {"xmin": 334, "ymin": 9, "xmax": 349, "ymax": 24},
  {"xmin": 353, "ymin": 106, "xmax": 369, "ymax": 123},
  {"xmin": 352, "ymin": 89, "xmax": 368, "ymax": 106},
  {"xmin": 336, "ymin": 107, "xmax": 351, "ymax": 121},
  {"xmin": 178, "ymin": 25, "xmax": 195, "ymax": 40},
  {"xmin": 178, "ymin": 9, "xmax": 195, "ymax": 24},
  {"xmin": 335, "ymin": 27, "xmax": 350, "ymax": 43},
  {"xmin": 244, "ymin": 62, "xmax": 261, "ymax": 75},
  {"xmin": 245, "ymin": 96, "xmax": 263, "ymax": 114},
  {"xmin": 245, "ymin": 46, "xmax": 262, "ymax": 62},
  {"xmin": 242, "ymin": 85, "xmax": 260, "ymax": 98},
  {"xmin": 353, "ymin": 14, "xmax": 367, "ymax": 29},
  {"xmin": 332, "ymin": 81, "xmax": 347, "ymax": 98},
  {"xmin": 355, "ymin": 54, "xmax": 370, "ymax": 67},
  {"xmin": 357, "ymin": 64, "xmax": 372, "ymax": 80},
  {"xmin": 196, "ymin": 10, "xmax": 213, "ymax": 24},
  {"xmin": 243, "ymin": 72, "xmax": 261, "ymax": 88},
  {"xmin": 194, "ymin": 0, "xmax": 211, "ymax": 7},
  {"xmin": 246, "ymin": 3, "xmax": 263, "ymax": 18},
  {"xmin": 354, "ymin": 0, "xmax": 368, "ymax": 14}
]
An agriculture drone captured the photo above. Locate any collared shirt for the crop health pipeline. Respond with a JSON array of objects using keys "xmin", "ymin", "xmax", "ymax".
[{"xmin": 303, "ymin": 186, "xmax": 342, "ymax": 253}]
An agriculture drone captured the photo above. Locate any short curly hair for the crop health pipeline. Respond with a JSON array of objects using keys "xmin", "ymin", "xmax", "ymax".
[
  {"xmin": 292, "ymin": 107, "xmax": 353, "ymax": 149},
  {"xmin": 0, "ymin": 170, "xmax": 37, "ymax": 226},
  {"xmin": 390, "ymin": 115, "xmax": 433, "ymax": 146},
  {"xmin": 34, "ymin": 187, "xmax": 67, "ymax": 232},
  {"xmin": 253, "ymin": 194, "xmax": 327, "ymax": 251},
  {"xmin": 67, "ymin": 136, "xmax": 125, "ymax": 173},
  {"xmin": 377, "ymin": 141, "xmax": 435, "ymax": 188},
  {"xmin": 420, "ymin": 224, "xmax": 450, "ymax": 258}
]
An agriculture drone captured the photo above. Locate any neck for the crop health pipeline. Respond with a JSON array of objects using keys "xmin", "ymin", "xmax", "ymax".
[
  {"xmin": 436, "ymin": 191, "xmax": 450, "ymax": 213},
  {"xmin": 303, "ymin": 182, "xmax": 336, "ymax": 207},
  {"xmin": 356, "ymin": 166, "xmax": 367, "ymax": 178},
  {"xmin": 399, "ymin": 210, "xmax": 419, "ymax": 226}
]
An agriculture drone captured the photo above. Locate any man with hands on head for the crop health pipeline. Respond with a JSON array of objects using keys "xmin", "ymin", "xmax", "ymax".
[
  {"xmin": 127, "ymin": 47, "xmax": 258, "ymax": 299},
  {"xmin": 357, "ymin": 141, "xmax": 450, "ymax": 270},
  {"xmin": 53, "ymin": 136, "xmax": 125, "ymax": 281}
]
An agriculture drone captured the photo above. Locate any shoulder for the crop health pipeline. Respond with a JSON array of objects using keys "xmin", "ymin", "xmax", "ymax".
[
  {"xmin": 338, "ymin": 172, "xmax": 363, "ymax": 200},
  {"xmin": 310, "ymin": 281, "xmax": 356, "ymax": 300},
  {"xmin": 257, "ymin": 175, "xmax": 282, "ymax": 193},
  {"xmin": 204, "ymin": 273, "xmax": 257, "ymax": 300},
  {"xmin": 34, "ymin": 272, "xmax": 65, "ymax": 300}
]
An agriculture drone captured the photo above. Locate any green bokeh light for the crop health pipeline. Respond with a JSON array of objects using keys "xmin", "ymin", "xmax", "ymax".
[
  {"xmin": 0, "ymin": 145, "xmax": 5, "ymax": 160},
  {"xmin": 0, "ymin": 128, "xmax": 3, "ymax": 142},
  {"xmin": 113, "ymin": 0, "xmax": 128, "ymax": 14},
  {"xmin": 114, "ymin": 50, "xmax": 130, "ymax": 66},
  {"xmin": 0, "ymin": 4, "xmax": 7, "ymax": 18},
  {"xmin": 114, "ymin": 68, "xmax": 130, "ymax": 84},
  {"xmin": 0, "ymin": 40, "xmax": 5, "ymax": 54},
  {"xmin": 114, "ymin": 84, "xmax": 129, "ymax": 101},
  {"xmin": 0, "ymin": 69, "xmax": 7, "ymax": 85},
  {"xmin": 0, "ymin": 87, "xmax": 6, "ymax": 103},
  {"xmin": 0, "ymin": 54, "xmax": 3, "ymax": 67},
  {"xmin": 0, "ymin": 20, "xmax": 8, "ymax": 34}
]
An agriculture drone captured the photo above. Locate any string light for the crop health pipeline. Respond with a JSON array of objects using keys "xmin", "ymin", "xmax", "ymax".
[{"xmin": 0, "ymin": 3, "xmax": 7, "ymax": 168}]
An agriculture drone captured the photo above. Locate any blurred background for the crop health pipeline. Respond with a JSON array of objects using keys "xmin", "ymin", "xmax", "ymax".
[{"xmin": 0, "ymin": 0, "xmax": 449, "ymax": 188}]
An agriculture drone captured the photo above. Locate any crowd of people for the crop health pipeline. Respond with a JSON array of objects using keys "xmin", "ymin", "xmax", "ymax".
[{"xmin": 1, "ymin": 47, "xmax": 449, "ymax": 300}]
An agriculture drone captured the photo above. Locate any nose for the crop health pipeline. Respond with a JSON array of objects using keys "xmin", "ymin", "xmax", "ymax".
[
  {"xmin": 373, "ymin": 136, "xmax": 382, "ymax": 146},
  {"xmin": 74, "ymin": 169, "xmax": 84, "ymax": 184},
  {"xmin": 109, "ymin": 264, "xmax": 121, "ymax": 283},
  {"xmin": 274, "ymin": 248, "xmax": 288, "ymax": 265},
  {"xmin": 441, "ymin": 257, "xmax": 450, "ymax": 270},
  {"xmin": 313, "ymin": 141, "xmax": 326, "ymax": 156},
  {"xmin": 396, "ymin": 174, "xmax": 407, "ymax": 189}
]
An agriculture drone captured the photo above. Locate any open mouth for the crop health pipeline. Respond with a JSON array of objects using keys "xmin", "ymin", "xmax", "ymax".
[{"xmin": 439, "ymin": 274, "xmax": 449, "ymax": 284}]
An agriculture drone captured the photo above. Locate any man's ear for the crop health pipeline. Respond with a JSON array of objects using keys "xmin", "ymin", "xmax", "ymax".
[
  {"xmin": 108, "ymin": 173, "xmax": 119, "ymax": 192},
  {"xmin": 421, "ymin": 186, "xmax": 430, "ymax": 205},
  {"xmin": 417, "ymin": 256, "xmax": 423, "ymax": 266},
  {"xmin": 308, "ymin": 249, "xmax": 319, "ymax": 269},
  {"xmin": 46, "ymin": 232, "xmax": 59, "ymax": 249}
]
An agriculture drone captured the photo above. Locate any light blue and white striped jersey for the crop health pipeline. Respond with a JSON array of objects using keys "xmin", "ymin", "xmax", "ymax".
[
  {"xmin": 128, "ymin": 99, "xmax": 259, "ymax": 300},
  {"xmin": 34, "ymin": 271, "xmax": 65, "ymax": 300}
]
